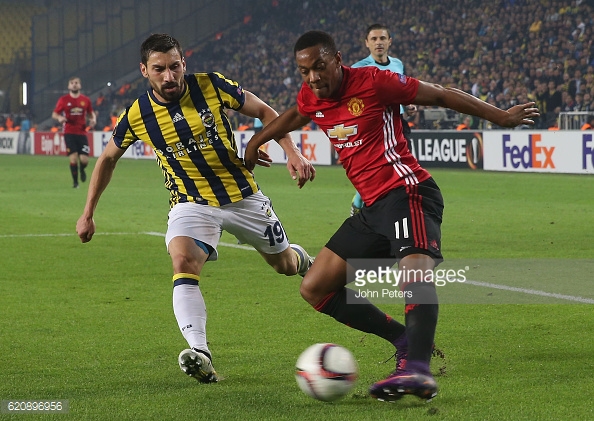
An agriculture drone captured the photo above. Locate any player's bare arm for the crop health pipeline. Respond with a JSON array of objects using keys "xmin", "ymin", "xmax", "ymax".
[
  {"xmin": 88, "ymin": 111, "xmax": 97, "ymax": 128},
  {"xmin": 413, "ymin": 81, "xmax": 540, "ymax": 128},
  {"xmin": 245, "ymin": 105, "xmax": 311, "ymax": 171},
  {"xmin": 76, "ymin": 139, "xmax": 125, "ymax": 243},
  {"xmin": 51, "ymin": 111, "xmax": 66, "ymax": 124},
  {"xmin": 239, "ymin": 91, "xmax": 284, "ymax": 169},
  {"xmin": 234, "ymin": 94, "xmax": 273, "ymax": 169},
  {"xmin": 241, "ymin": 95, "xmax": 315, "ymax": 187}
]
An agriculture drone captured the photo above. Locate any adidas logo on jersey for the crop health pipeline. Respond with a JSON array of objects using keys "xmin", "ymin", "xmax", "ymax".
[
  {"xmin": 315, "ymin": 111, "xmax": 324, "ymax": 118},
  {"xmin": 172, "ymin": 113, "xmax": 185, "ymax": 123}
]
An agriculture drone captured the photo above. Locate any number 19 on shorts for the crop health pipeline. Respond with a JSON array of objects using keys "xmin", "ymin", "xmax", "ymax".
[{"xmin": 264, "ymin": 221, "xmax": 286, "ymax": 246}]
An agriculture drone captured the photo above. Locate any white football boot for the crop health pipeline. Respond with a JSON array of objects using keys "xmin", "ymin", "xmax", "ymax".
[{"xmin": 178, "ymin": 348, "xmax": 219, "ymax": 383}]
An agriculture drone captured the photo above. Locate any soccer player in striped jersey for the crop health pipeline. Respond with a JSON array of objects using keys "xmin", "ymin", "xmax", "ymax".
[
  {"xmin": 76, "ymin": 34, "xmax": 315, "ymax": 383},
  {"xmin": 244, "ymin": 30, "xmax": 538, "ymax": 402}
]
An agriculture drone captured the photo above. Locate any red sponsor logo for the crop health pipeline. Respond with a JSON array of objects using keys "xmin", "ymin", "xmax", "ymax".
[{"xmin": 33, "ymin": 132, "xmax": 94, "ymax": 156}]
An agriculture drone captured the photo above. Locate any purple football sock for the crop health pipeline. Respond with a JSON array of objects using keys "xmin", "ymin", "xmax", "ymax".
[{"xmin": 405, "ymin": 360, "xmax": 431, "ymax": 376}]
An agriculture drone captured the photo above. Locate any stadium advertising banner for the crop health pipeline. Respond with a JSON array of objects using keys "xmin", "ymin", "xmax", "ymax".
[
  {"xmin": 92, "ymin": 131, "xmax": 156, "ymax": 159},
  {"xmin": 484, "ymin": 131, "xmax": 594, "ymax": 174},
  {"xmin": 0, "ymin": 132, "xmax": 19, "ymax": 154},
  {"xmin": 88, "ymin": 130, "xmax": 332, "ymax": 164},
  {"xmin": 33, "ymin": 130, "xmax": 593, "ymax": 174},
  {"xmin": 235, "ymin": 130, "xmax": 332, "ymax": 165},
  {"xmin": 408, "ymin": 131, "xmax": 483, "ymax": 169},
  {"xmin": 33, "ymin": 132, "xmax": 94, "ymax": 156}
]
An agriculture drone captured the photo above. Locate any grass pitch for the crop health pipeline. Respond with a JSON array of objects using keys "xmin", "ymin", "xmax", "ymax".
[{"xmin": 0, "ymin": 155, "xmax": 592, "ymax": 420}]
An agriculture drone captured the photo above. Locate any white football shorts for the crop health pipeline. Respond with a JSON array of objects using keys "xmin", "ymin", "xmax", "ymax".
[{"xmin": 165, "ymin": 190, "xmax": 290, "ymax": 261}]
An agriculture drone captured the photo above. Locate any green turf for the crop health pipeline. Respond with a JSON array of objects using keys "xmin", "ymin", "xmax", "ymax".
[{"xmin": 0, "ymin": 155, "xmax": 592, "ymax": 420}]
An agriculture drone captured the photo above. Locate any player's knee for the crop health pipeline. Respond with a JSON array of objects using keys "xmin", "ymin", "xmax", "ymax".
[
  {"xmin": 299, "ymin": 275, "xmax": 324, "ymax": 306},
  {"xmin": 299, "ymin": 282, "xmax": 315, "ymax": 305},
  {"xmin": 170, "ymin": 252, "xmax": 199, "ymax": 274}
]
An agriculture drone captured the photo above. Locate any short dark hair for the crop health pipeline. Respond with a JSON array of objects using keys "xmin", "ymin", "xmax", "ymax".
[
  {"xmin": 140, "ymin": 34, "xmax": 183, "ymax": 65},
  {"xmin": 294, "ymin": 30, "xmax": 337, "ymax": 57},
  {"xmin": 365, "ymin": 23, "xmax": 391, "ymax": 39}
]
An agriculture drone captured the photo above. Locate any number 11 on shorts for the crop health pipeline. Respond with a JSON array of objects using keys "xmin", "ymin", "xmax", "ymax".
[{"xmin": 394, "ymin": 218, "xmax": 409, "ymax": 239}]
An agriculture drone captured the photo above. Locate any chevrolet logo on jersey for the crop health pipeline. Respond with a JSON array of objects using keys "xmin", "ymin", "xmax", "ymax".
[{"xmin": 327, "ymin": 124, "xmax": 358, "ymax": 141}]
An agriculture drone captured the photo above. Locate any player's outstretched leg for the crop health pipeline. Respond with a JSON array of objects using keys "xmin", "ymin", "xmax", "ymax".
[
  {"xmin": 178, "ymin": 348, "xmax": 219, "ymax": 383},
  {"xmin": 290, "ymin": 244, "xmax": 314, "ymax": 276}
]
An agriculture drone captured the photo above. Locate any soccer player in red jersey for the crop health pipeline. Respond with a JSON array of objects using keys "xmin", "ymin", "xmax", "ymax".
[
  {"xmin": 244, "ymin": 31, "xmax": 539, "ymax": 402},
  {"xmin": 52, "ymin": 76, "xmax": 96, "ymax": 188}
]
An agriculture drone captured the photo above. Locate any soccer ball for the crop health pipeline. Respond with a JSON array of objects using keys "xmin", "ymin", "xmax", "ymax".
[{"xmin": 295, "ymin": 343, "xmax": 358, "ymax": 402}]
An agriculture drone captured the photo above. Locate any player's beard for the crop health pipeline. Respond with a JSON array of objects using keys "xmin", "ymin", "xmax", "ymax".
[{"xmin": 155, "ymin": 81, "xmax": 184, "ymax": 102}]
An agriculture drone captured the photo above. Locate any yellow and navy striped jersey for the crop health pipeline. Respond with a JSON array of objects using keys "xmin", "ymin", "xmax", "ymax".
[{"xmin": 112, "ymin": 72, "xmax": 259, "ymax": 208}]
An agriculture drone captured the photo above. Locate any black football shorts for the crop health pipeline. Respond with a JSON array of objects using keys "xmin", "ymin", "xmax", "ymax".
[
  {"xmin": 326, "ymin": 177, "xmax": 444, "ymax": 262},
  {"xmin": 64, "ymin": 133, "xmax": 90, "ymax": 156}
]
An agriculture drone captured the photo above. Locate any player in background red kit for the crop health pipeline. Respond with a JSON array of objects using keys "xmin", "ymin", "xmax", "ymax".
[
  {"xmin": 52, "ymin": 76, "xmax": 97, "ymax": 188},
  {"xmin": 244, "ymin": 31, "xmax": 539, "ymax": 402}
]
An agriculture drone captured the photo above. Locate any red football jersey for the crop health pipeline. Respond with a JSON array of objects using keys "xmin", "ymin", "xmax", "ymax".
[
  {"xmin": 53, "ymin": 94, "xmax": 94, "ymax": 135},
  {"xmin": 297, "ymin": 66, "xmax": 431, "ymax": 205}
]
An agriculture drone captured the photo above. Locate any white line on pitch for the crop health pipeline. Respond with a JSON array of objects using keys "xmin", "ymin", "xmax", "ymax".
[
  {"xmin": 145, "ymin": 232, "xmax": 594, "ymax": 303},
  {"xmin": 143, "ymin": 231, "xmax": 255, "ymax": 250},
  {"xmin": 464, "ymin": 280, "xmax": 594, "ymax": 304},
  {"xmin": 4, "ymin": 231, "xmax": 592, "ymax": 304},
  {"xmin": 0, "ymin": 231, "xmax": 255, "ymax": 251},
  {"xmin": 0, "ymin": 232, "xmax": 137, "ymax": 238}
]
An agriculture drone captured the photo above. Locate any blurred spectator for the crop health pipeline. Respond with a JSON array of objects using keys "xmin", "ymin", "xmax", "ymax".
[
  {"xmin": 580, "ymin": 114, "xmax": 594, "ymax": 130},
  {"xmin": 237, "ymin": 121, "xmax": 252, "ymax": 131},
  {"xmin": 456, "ymin": 116, "xmax": 472, "ymax": 130},
  {"xmin": 226, "ymin": 109, "xmax": 241, "ymax": 130},
  {"xmin": 5, "ymin": 115, "xmax": 14, "ymax": 131},
  {"xmin": 543, "ymin": 80, "xmax": 563, "ymax": 127}
]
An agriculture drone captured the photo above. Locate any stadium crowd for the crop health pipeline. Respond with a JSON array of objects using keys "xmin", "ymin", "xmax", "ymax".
[
  {"xmin": 7, "ymin": 0, "xmax": 593, "ymax": 132},
  {"xmin": 182, "ymin": 0, "xmax": 594, "ymax": 130}
]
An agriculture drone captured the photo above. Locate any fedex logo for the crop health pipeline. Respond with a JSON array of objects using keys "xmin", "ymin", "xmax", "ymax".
[
  {"xmin": 299, "ymin": 133, "xmax": 317, "ymax": 161},
  {"xmin": 502, "ymin": 134, "xmax": 555, "ymax": 169},
  {"xmin": 583, "ymin": 134, "xmax": 594, "ymax": 169}
]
